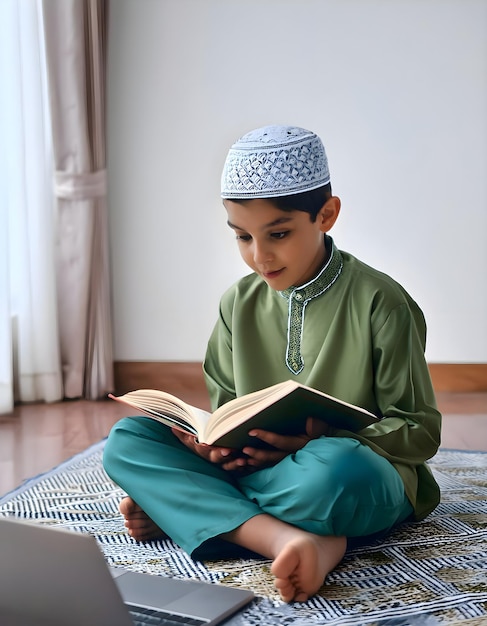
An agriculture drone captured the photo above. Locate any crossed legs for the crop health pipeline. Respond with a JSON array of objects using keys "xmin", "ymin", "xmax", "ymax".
[
  {"xmin": 104, "ymin": 418, "xmax": 411, "ymax": 603},
  {"xmin": 119, "ymin": 495, "xmax": 346, "ymax": 602}
]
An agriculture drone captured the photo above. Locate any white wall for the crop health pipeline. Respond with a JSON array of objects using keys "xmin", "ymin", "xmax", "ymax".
[{"xmin": 107, "ymin": 0, "xmax": 487, "ymax": 364}]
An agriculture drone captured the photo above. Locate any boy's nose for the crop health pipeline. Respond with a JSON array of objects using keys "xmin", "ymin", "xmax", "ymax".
[{"xmin": 253, "ymin": 242, "xmax": 273, "ymax": 265}]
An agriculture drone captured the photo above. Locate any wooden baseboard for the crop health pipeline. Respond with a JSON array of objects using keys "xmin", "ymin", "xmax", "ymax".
[
  {"xmin": 114, "ymin": 361, "xmax": 487, "ymax": 398},
  {"xmin": 427, "ymin": 363, "xmax": 487, "ymax": 393},
  {"xmin": 113, "ymin": 361, "xmax": 211, "ymax": 409}
]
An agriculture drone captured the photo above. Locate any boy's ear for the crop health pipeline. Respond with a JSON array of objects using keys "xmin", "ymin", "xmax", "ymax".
[{"xmin": 317, "ymin": 196, "xmax": 341, "ymax": 232}]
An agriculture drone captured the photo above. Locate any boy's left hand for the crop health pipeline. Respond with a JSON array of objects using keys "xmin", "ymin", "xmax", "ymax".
[{"xmin": 242, "ymin": 417, "xmax": 332, "ymax": 470}]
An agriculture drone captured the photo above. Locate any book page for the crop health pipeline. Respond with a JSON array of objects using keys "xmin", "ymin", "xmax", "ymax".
[
  {"xmin": 203, "ymin": 383, "xmax": 378, "ymax": 446},
  {"xmin": 109, "ymin": 390, "xmax": 211, "ymax": 437}
]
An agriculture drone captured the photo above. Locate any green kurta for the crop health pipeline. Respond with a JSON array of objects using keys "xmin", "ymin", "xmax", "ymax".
[{"xmin": 203, "ymin": 237, "xmax": 441, "ymax": 520}]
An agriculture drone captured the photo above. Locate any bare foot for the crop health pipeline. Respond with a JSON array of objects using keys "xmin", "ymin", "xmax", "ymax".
[
  {"xmin": 221, "ymin": 514, "xmax": 347, "ymax": 603},
  {"xmin": 271, "ymin": 534, "xmax": 347, "ymax": 602},
  {"xmin": 119, "ymin": 497, "xmax": 167, "ymax": 542}
]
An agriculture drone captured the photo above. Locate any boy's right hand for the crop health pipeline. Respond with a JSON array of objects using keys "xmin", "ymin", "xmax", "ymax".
[{"xmin": 171, "ymin": 427, "xmax": 249, "ymax": 471}]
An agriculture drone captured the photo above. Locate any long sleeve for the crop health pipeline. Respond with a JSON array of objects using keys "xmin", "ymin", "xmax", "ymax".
[
  {"xmin": 332, "ymin": 300, "xmax": 441, "ymax": 519},
  {"xmin": 203, "ymin": 296, "xmax": 237, "ymax": 411}
]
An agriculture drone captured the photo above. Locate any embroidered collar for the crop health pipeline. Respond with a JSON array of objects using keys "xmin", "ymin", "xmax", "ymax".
[{"xmin": 278, "ymin": 236, "xmax": 343, "ymax": 374}]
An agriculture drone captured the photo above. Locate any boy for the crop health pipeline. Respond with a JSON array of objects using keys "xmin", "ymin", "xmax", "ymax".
[{"xmin": 103, "ymin": 125, "xmax": 441, "ymax": 603}]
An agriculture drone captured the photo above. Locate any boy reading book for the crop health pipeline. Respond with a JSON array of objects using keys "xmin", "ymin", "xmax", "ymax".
[{"xmin": 103, "ymin": 125, "xmax": 441, "ymax": 603}]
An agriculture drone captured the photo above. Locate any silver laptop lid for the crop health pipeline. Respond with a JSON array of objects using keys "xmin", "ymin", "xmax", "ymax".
[
  {"xmin": 0, "ymin": 517, "xmax": 132, "ymax": 626},
  {"xmin": 0, "ymin": 517, "xmax": 254, "ymax": 626}
]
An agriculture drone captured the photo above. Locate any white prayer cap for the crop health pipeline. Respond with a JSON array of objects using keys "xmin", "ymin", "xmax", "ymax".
[{"xmin": 221, "ymin": 125, "xmax": 330, "ymax": 199}]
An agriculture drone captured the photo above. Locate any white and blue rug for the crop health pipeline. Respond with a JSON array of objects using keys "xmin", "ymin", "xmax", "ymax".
[{"xmin": 1, "ymin": 441, "xmax": 486, "ymax": 626}]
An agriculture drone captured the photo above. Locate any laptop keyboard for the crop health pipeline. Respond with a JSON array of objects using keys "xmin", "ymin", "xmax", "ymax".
[{"xmin": 127, "ymin": 604, "xmax": 208, "ymax": 626}]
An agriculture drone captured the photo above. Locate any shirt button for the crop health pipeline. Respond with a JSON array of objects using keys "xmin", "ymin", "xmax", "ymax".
[{"xmin": 294, "ymin": 292, "xmax": 303, "ymax": 301}]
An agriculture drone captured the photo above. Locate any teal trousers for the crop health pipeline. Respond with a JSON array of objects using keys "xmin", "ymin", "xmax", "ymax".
[{"xmin": 103, "ymin": 417, "xmax": 413, "ymax": 557}]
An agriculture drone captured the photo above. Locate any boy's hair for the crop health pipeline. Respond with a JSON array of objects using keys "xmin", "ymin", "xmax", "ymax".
[
  {"xmin": 231, "ymin": 183, "xmax": 332, "ymax": 222},
  {"xmin": 269, "ymin": 183, "xmax": 332, "ymax": 222}
]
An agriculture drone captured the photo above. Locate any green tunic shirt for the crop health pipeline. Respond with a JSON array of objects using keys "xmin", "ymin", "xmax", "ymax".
[{"xmin": 203, "ymin": 238, "xmax": 441, "ymax": 521}]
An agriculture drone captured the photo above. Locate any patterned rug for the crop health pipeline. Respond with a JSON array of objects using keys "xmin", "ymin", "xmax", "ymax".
[{"xmin": 1, "ymin": 441, "xmax": 486, "ymax": 626}]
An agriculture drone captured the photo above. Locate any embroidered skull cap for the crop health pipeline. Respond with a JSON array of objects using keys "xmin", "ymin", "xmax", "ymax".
[{"xmin": 221, "ymin": 125, "xmax": 330, "ymax": 199}]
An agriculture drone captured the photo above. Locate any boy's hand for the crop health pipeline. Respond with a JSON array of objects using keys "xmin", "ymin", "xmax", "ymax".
[
  {"xmin": 171, "ymin": 427, "xmax": 249, "ymax": 471},
  {"xmin": 242, "ymin": 417, "xmax": 332, "ymax": 470},
  {"xmin": 171, "ymin": 417, "xmax": 332, "ymax": 473}
]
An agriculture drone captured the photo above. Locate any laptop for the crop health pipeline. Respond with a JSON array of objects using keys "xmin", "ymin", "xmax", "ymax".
[{"xmin": 0, "ymin": 517, "xmax": 255, "ymax": 626}]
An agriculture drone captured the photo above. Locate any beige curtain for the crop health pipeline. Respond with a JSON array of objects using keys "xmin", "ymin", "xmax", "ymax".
[{"xmin": 42, "ymin": 0, "xmax": 114, "ymax": 399}]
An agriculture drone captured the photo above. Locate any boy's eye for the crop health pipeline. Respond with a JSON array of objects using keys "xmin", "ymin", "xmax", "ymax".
[
  {"xmin": 271, "ymin": 231, "xmax": 289, "ymax": 240},
  {"xmin": 235, "ymin": 231, "xmax": 289, "ymax": 242}
]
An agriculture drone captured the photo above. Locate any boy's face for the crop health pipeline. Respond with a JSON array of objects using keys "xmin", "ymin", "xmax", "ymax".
[{"xmin": 224, "ymin": 197, "xmax": 339, "ymax": 290}]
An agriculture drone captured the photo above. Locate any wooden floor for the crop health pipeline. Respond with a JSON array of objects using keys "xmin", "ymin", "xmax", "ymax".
[{"xmin": 1, "ymin": 391, "xmax": 486, "ymax": 498}]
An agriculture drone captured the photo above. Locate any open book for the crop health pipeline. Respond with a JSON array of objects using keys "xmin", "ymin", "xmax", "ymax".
[{"xmin": 109, "ymin": 380, "xmax": 379, "ymax": 449}]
